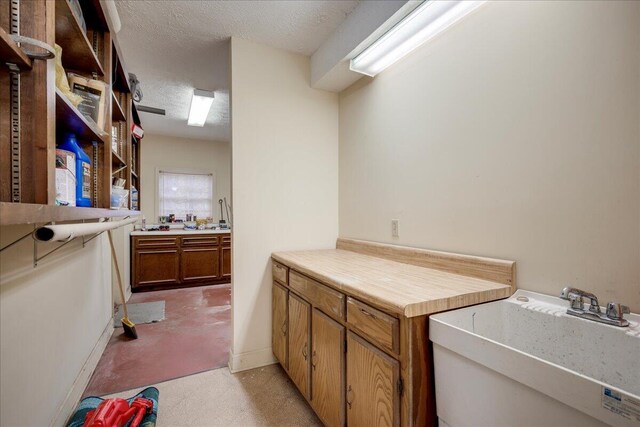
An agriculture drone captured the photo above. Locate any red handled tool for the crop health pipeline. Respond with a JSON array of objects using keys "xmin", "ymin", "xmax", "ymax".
[{"xmin": 82, "ymin": 397, "xmax": 153, "ymax": 427}]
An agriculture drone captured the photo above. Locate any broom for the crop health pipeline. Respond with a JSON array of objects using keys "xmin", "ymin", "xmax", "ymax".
[{"xmin": 107, "ymin": 229, "xmax": 138, "ymax": 339}]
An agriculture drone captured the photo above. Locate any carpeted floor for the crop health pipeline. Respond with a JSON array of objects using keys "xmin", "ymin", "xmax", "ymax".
[
  {"xmin": 103, "ymin": 364, "xmax": 321, "ymax": 426},
  {"xmin": 83, "ymin": 284, "xmax": 231, "ymax": 397}
]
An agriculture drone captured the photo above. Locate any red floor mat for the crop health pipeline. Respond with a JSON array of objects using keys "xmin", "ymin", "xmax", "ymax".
[{"xmin": 83, "ymin": 284, "xmax": 231, "ymax": 397}]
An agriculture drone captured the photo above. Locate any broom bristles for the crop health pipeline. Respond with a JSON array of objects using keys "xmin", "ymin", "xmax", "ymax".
[{"xmin": 121, "ymin": 317, "xmax": 138, "ymax": 339}]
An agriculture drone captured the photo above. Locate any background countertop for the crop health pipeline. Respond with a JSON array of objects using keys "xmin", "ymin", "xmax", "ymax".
[{"xmin": 131, "ymin": 229, "xmax": 231, "ymax": 236}]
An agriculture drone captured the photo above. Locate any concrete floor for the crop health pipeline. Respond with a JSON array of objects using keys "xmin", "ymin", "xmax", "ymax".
[
  {"xmin": 105, "ymin": 364, "xmax": 322, "ymax": 426},
  {"xmin": 83, "ymin": 284, "xmax": 231, "ymax": 397}
]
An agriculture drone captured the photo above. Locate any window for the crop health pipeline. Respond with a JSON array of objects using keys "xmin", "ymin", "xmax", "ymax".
[{"xmin": 158, "ymin": 170, "xmax": 214, "ymax": 220}]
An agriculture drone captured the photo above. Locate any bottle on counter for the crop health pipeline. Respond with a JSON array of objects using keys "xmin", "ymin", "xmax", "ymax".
[{"xmin": 57, "ymin": 133, "xmax": 92, "ymax": 207}]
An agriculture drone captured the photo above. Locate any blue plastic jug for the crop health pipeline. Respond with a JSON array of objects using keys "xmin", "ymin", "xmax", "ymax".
[{"xmin": 58, "ymin": 133, "xmax": 92, "ymax": 207}]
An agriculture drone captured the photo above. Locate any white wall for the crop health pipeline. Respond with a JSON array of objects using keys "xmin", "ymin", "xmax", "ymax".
[
  {"xmin": 0, "ymin": 226, "xmax": 113, "ymax": 426},
  {"xmin": 230, "ymin": 37, "xmax": 339, "ymax": 371},
  {"xmin": 139, "ymin": 133, "xmax": 231, "ymax": 223},
  {"xmin": 339, "ymin": 1, "xmax": 640, "ymax": 311}
]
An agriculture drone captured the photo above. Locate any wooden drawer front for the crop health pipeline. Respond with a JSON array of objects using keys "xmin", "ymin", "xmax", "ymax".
[
  {"xmin": 290, "ymin": 271, "xmax": 345, "ymax": 321},
  {"xmin": 135, "ymin": 237, "xmax": 178, "ymax": 248},
  {"xmin": 134, "ymin": 249, "xmax": 180, "ymax": 287},
  {"xmin": 181, "ymin": 236, "xmax": 219, "ymax": 246},
  {"xmin": 347, "ymin": 297, "xmax": 399, "ymax": 354},
  {"xmin": 272, "ymin": 261, "xmax": 288, "ymax": 285},
  {"xmin": 180, "ymin": 247, "xmax": 220, "ymax": 282},
  {"xmin": 221, "ymin": 235, "xmax": 231, "ymax": 246}
]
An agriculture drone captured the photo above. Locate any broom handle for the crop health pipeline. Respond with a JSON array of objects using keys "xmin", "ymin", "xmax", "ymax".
[{"xmin": 107, "ymin": 229, "xmax": 129, "ymax": 319}]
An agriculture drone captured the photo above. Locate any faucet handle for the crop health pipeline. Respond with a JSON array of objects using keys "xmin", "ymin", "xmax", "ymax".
[
  {"xmin": 606, "ymin": 302, "xmax": 630, "ymax": 320},
  {"xmin": 568, "ymin": 294, "xmax": 584, "ymax": 311}
]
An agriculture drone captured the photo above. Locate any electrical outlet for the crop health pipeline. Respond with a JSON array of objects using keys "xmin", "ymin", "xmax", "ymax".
[{"xmin": 391, "ymin": 219, "xmax": 399, "ymax": 238}]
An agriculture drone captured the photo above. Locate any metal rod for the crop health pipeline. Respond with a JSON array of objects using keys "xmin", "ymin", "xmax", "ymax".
[
  {"xmin": 0, "ymin": 230, "xmax": 31, "ymax": 253},
  {"xmin": 34, "ymin": 238, "xmax": 77, "ymax": 267},
  {"xmin": 82, "ymin": 231, "xmax": 105, "ymax": 246},
  {"xmin": 136, "ymin": 105, "xmax": 166, "ymax": 115}
]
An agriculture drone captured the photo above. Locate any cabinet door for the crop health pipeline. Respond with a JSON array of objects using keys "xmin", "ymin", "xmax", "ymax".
[
  {"xmin": 180, "ymin": 247, "xmax": 220, "ymax": 282},
  {"xmin": 134, "ymin": 249, "xmax": 180, "ymax": 288},
  {"xmin": 272, "ymin": 282, "xmax": 288, "ymax": 368},
  {"xmin": 221, "ymin": 246, "xmax": 231, "ymax": 279},
  {"xmin": 288, "ymin": 293, "xmax": 311, "ymax": 399},
  {"xmin": 346, "ymin": 332, "xmax": 399, "ymax": 427},
  {"xmin": 311, "ymin": 308, "xmax": 345, "ymax": 427}
]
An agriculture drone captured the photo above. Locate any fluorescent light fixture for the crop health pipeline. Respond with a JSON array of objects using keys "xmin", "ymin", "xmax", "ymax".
[
  {"xmin": 187, "ymin": 89, "xmax": 215, "ymax": 127},
  {"xmin": 350, "ymin": 0, "xmax": 486, "ymax": 77}
]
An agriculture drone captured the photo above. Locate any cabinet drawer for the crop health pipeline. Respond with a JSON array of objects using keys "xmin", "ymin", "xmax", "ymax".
[
  {"xmin": 221, "ymin": 235, "xmax": 231, "ymax": 246},
  {"xmin": 181, "ymin": 236, "xmax": 219, "ymax": 246},
  {"xmin": 272, "ymin": 261, "xmax": 288, "ymax": 285},
  {"xmin": 290, "ymin": 271, "xmax": 345, "ymax": 321},
  {"xmin": 134, "ymin": 237, "xmax": 178, "ymax": 248},
  {"xmin": 347, "ymin": 297, "xmax": 399, "ymax": 354}
]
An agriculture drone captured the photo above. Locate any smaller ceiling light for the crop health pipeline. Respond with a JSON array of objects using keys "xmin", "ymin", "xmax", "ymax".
[
  {"xmin": 350, "ymin": 0, "xmax": 486, "ymax": 77},
  {"xmin": 187, "ymin": 89, "xmax": 215, "ymax": 127}
]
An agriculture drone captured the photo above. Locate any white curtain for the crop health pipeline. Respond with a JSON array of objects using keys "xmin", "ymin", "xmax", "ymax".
[{"xmin": 158, "ymin": 171, "xmax": 214, "ymax": 220}]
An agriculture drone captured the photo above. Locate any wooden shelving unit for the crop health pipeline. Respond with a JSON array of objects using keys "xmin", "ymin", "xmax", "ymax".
[
  {"xmin": 0, "ymin": 0, "xmax": 142, "ymax": 225},
  {"xmin": 56, "ymin": 88, "xmax": 109, "ymax": 143},
  {"xmin": 111, "ymin": 91, "xmax": 125, "ymax": 122},
  {"xmin": 54, "ymin": 0, "xmax": 104, "ymax": 76},
  {"xmin": 0, "ymin": 202, "xmax": 139, "ymax": 225}
]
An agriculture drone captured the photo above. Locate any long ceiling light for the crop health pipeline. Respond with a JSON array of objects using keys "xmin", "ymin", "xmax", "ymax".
[
  {"xmin": 187, "ymin": 89, "xmax": 215, "ymax": 127},
  {"xmin": 350, "ymin": 0, "xmax": 486, "ymax": 77}
]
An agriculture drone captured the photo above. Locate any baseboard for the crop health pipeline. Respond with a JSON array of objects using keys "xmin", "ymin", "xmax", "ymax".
[
  {"xmin": 228, "ymin": 346, "xmax": 277, "ymax": 373},
  {"xmin": 51, "ymin": 318, "xmax": 114, "ymax": 427}
]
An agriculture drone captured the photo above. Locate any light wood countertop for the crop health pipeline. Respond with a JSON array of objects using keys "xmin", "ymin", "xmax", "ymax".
[{"xmin": 272, "ymin": 245, "xmax": 514, "ymax": 318}]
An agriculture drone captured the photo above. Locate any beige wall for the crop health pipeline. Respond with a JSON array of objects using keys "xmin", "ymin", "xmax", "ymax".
[
  {"xmin": 230, "ymin": 38, "xmax": 339, "ymax": 371},
  {"xmin": 140, "ymin": 133, "xmax": 231, "ymax": 223},
  {"xmin": 0, "ymin": 226, "xmax": 113, "ymax": 426},
  {"xmin": 339, "ymin": 1, "xmax": 640, "ymax": 311}
]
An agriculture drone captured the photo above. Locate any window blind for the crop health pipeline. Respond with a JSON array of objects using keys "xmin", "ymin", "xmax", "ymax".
[{"xmin": 158, "ymin": 171, "xmax": 214, "ymax": 220}]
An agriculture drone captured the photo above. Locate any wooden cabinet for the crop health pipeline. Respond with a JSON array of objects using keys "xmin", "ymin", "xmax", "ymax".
[
  {"xmin": 272, "ymin": 282, "xmax": 288, "ymax": 368},
  {"xmin": 181, "ymin": 247, "xmax": 220, "ymax": 282},
  {"xmin": 347, "ymin": 331, "xmax": 399, "ymax": 427},
  {"xmin": 272, "ymin": 262, "xmax": 435, "ymax": 427},
  {"xmin": 134, "ymin": 249, "xmax": 180, "ymax": 289},
  {"xmin": 221, "ymin": 246, "xmax": 232, "ymax": 279},
  {"xmin": 311, "ymin": 308, "xmax": 345, "ymax": 427},
  {"xmin": 131, "ymin": 233, "xmax": 231, "ymax": 291},
  {"xmin": 288, "ymin": 293, "xmax": 311, "ymax": 398}
]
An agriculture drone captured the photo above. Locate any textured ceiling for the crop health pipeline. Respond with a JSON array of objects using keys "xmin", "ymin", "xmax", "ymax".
[{"xmin": 115, "ymin": 0, "xmax": 359, "ymax": 141}]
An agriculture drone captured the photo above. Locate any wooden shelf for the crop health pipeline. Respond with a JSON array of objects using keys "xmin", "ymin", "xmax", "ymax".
[
  {"xmin": 0, "ymin": 27, "xmax": 32, "ymax": 70},
  {"xmin": 131, "ymin": 170, "xmax": 138, "ymax": 179},
  {"xmin": 56, "ymin": 88, "xmax": 109, "ymax": 143},
  {"xmin": 112, "ymin": 43, "xmax": 131, "ymax": 93},
  {"xmin": 112, "ymin": 91, "xmax": 126, "ymax": 122},
  {"xmin": 0, "ymin": 202, "xmax": 141, "ymax": 226},
  {"xmin": 55, "ymin": 0, "xmax": 104, "ymax": 76},
  {"xmin": 111, "ymin": 150, "xmax": 127, "ymax": 167}
]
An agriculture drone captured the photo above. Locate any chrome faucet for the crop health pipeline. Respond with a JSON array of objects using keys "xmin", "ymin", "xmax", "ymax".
[{"xmin": 560, "ymin": 287, "xmax": 630, "ymax": 327}]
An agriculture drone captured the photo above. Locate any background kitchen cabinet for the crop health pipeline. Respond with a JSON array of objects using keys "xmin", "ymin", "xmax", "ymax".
[
  {"xmin": 134, "ymin": 249, "xmax": 180, "ymax": 289},
  {"xmin": 131, "ymin": 233, "xmax": 231, "ymax": 291},
  {"xmin": 181, "ymin": 247, "xmax": 220, "ymax": 282}
]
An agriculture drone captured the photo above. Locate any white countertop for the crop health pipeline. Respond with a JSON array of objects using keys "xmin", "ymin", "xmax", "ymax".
[{"xmin": 131, "ymin": 229, "xmax": 231, "ymax": 236}]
